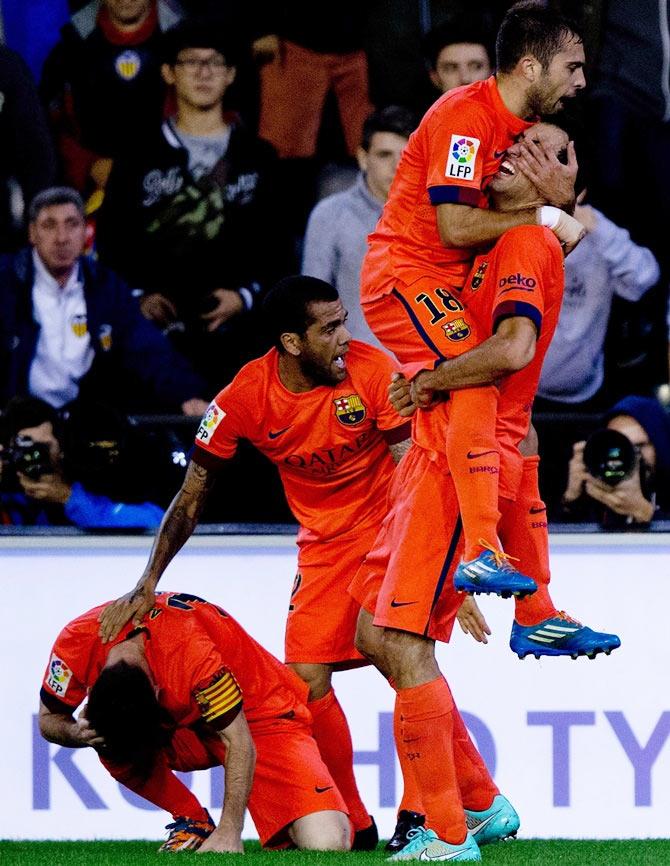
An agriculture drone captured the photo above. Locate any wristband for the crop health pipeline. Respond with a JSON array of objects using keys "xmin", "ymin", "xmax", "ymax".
[{"xmin": 538, "ymin": 206, "xmax": 561, "ymax": 230}]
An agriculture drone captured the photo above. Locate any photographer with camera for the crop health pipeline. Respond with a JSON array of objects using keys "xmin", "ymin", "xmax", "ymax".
[
  {"xmin": 0, "ymin": 396, "xmax": 164, "ymax": 529},
  {"xmin": 560, "ymin": 395, "xmax": 670, "ymax": 528}
]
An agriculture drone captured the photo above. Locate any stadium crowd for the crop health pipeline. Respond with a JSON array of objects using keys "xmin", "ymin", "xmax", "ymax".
[{"xmin": 12, "ymin": 0, "xmax": 661, "ymax": 859}]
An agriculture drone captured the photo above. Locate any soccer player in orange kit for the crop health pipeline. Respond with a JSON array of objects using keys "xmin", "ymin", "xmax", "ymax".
[
  {"xmin": 97, "ymin": 275, "xmax": 412, "ymax": 848},
  {"xmin": 349, "ymin": 121, "xmax": 620, "ymax": 862},
  {"xmin": 39, "ymin": 591, "xmax": 351, "ymax": 852},
  {"xmin": 360, "ymin": 2, "xmax": 586, "ymax": 595}
]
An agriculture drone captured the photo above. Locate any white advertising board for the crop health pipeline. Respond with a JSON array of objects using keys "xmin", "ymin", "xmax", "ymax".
[{"xmin": 1, "ymin": 533, "xmax": 668, "ymax": 841}]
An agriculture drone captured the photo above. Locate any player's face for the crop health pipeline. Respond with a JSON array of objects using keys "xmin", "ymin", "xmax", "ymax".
[
  {"xmin": 430, "ymin": 43, "xmax": 492, "ymax": 93},
  {"xmin": 163, "ymin": 49, "xmax": 235, "ymax": 110},
  {"xmin": 529, "ymin": 35, "xmax": 585, "ymax": 114},
  {"xmin": 488, "ymin": 123, "xmax": 569, "ymax": 208},
  {"xmin": 29, "ymin": 204, "xmax": 86, "ymax": 279},
  {"xmin": 357, "ymin": 131, "xmax": 408, "ymax": 202},
  {"xmin": 297, "ymin": 300, "xmax": 352, "ymax": 386}
]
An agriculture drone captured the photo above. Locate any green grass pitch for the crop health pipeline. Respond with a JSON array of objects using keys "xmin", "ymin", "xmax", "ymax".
[{"xmin": 4, "ymin": 839, "xmax": 670, "ymax": 866}]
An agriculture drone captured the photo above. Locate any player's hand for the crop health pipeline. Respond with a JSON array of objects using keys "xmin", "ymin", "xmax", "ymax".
[
  {"xmin": 517, "ymin": 137, "xmax": 577, "ymax": 212},
  {"xmin": 410, "ymin": 370, "xmax": 438, "ymax": 408},
  {"xmin": 551, "ymin": 210, "xmax": 586, "ymax": 255},
  {"xmin": 251, "ymin": 34, "xmax": 280, "ymax": 65},
  {"xmin": 182, "ymin": 398, "xmax": 209, "ymax": 417},
  {"xmin": 388, "ymin": 372, "xmax": 417, "ymax": 417},
  {"xmin": 18, "ymin": 471, "xmax": 72, "ymax": 505},
  {"xmin": 198, "ymin": 831, "xmax": 244, "ymax": 854},
  {"xmin": 562, "ymin": 440, "xmax": 587, "ymax": 504},
  {"xmin": 98, "ymin": 583, "xmax": 156, "ymax": 643},
  {"xmin": 201, "ymin": 289, "xmax": 244, "ymax": 332},
  {"xmin": 74, "ymin": 708, "xmax": 106, "ymax": 750},
  {"xmin": 457, "ymin": 595, "xmax": 491, "ymax": 644}
]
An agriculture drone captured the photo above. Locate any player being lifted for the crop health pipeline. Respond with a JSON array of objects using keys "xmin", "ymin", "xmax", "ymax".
[
  {"xmin": 99, "ymin": 275, "xmax": 413, "ymax": 849},
  {"xmin": 360, "ymin": 1, "xmax": 585, "ymax": 601}
]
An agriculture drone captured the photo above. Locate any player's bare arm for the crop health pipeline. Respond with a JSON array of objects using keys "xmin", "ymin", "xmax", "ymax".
[
  {"xmin": 437, "ymin": 202, "xmax": 537, "ymax": 249},
  {"xmin": 38, "ymin": 702, "xmax": 105, "ymax": 750},
  {"xmin": 198, "ymin": 712, "xmax": 256, "ymax": 854},
  {"xmin": 382, "ymin": 421, "xmax": 412, "ymax": 464},
  {"xmin": 411, "ymin": 317, "xmax": 538, "ymax": 407},
  {"xmin": 98, "ymin": 460, "xmax": 217, "ymax": 642}
]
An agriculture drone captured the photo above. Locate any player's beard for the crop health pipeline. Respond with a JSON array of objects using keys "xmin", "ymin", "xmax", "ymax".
[{"xmin": 299, "ymin": 352, "xmax": 343, "ymax": 387}]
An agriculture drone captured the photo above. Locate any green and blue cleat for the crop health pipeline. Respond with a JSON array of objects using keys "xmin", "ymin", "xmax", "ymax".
[
  {"xmin": 465, "ymin": 795, "xmax": 520, "ymax": 845},
  {"xmin": 387, "ymin": 827, "xmax": 480, "ymax": 861}
]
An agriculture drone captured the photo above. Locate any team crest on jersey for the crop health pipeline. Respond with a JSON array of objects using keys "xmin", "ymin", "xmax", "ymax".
[
  {"xmin": 445, "ymin": 134, "xmax": 480, "ymax": 181},
  {"xmin": 196, "ymin": 400, "xmax": 226, "ymax": 443},
  {"xmin": 470, "ymin": 261, "xmax": 488, "ymax": 290},
  {"xmin": 443, "ymin": 317, "xmax": 471, "ymax": 341},
  {"xmin": 47, "ymin": 654, "xmax": 72, "ymax": 696},
  {"xmin": 334, "ymin": 394, "xmax": 366, "ymax": 426},
  {"xmin": 70, "ymin": 314, "xmax": 88, "ymax": 338},
  {"xmin": 99, "ymin": 324, "xmax": 113, "ymax": 351},
  {"xmin": 115, "ymin": 50, "xmax": 141, "ymax": 81}
]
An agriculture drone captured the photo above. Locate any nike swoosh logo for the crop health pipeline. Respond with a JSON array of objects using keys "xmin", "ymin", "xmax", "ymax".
[
  {"xmin": 315, "ymin": 786, "xmax": 333, "ymax": 794},
  {"xmin": 419, "ymin": 849, "xmax": 468, "ymax": 861},
  {"xmin": 268, "ymin": 426, "xmax": 291, "ymax": 439},
  {"xmin": 494, "ymin": 149, "xmax": 507, "ymax": 159},
  {"xmin": 467, "ymin": 813, "xmax": 497, "ymax": 836},
  {"xmin": 529, "ymin": 506, "xmax": 547, "ymax": 514},
  {"xmin": 466, "ymin": 450, "xmax": 498, "ymax": 459},
  {"xmin": 391, "ymin": 599, "xmax": 418, "ymax": 608}
]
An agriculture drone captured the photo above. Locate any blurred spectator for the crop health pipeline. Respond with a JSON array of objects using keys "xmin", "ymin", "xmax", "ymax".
[
  {"xmin": 301, "ymin": 105, "xmax": 416, "ymax": 350},
  {"xmin": 422, "ymin": 15, "xmax": 494, "ymax": 98},
  {"xmin": 0, "ymin": 46, "xmax": 57, "ymax": 253},
  {"xmin": 255, "ymin": 2, "xmax": 372, "ymax": 254},
  {"xmin": 96, "ymin": 19, "xmax": 288, "ymax": 390},
  {"xmin": 537, "ymin": 198, "xmax": 660, "ymax": 411},
  {"xmin": 39, "ymin": 0, "xmax": 183, "ymax": 198},
  {"xmin": 557, "ymin": 396, "xmax": 670, "ymax": 528},
  {"xmin": 0, "ymin": 186, "xmax": 208, "ymax": 415},
  {"xmin": 0, "ymin": 396, "xmax": 164, "ymax": 528}
]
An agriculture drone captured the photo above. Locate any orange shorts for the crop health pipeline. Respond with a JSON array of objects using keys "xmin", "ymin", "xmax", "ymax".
[
  {"xmin": 361, "ymin": 271, "xmax": 483, "ymax": 380},
  {"xmin": 167, "ymin": 713, "xmax": 347, "ymax": 847},
  {"xmin": 348, "ymin": 445, "xmax": 463, "ymax": 643},
  {"xmin": 285, "ymin": 523, "xmax": 381, "ymax": 664}
]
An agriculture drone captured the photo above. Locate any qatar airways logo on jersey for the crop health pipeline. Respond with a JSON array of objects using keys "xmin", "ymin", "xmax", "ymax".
[
  {"xmin": 499, "ymin": 273, "xmax": 537, "ymax": 291},
  {"xmin": 283, "ymin": 431, "xmax": 372, "ymax": 475}
]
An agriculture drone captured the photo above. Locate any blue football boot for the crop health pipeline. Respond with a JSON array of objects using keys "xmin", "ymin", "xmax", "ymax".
[
  {"xmin": 454, "ymin": 540, "xmax": 537, "ymax": 599},
  {"xmin": 510, "ymin": 612, "xmax": 621, "ymax": 659},
  {"xmin": 465, "ymin": 795, "xmax": 520, "ymax": 845},
  {"xmin": 387, "ymin": 828, "xmax": 480, "ymax": 862}
]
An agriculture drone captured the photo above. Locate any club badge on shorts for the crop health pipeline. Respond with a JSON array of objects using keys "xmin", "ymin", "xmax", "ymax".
[
  {"xmin": 470, "ymin": 261, "xmax": 488, "ymax": 290},
  {"xmin": 443, "ymin": 317, "xmax": 471, "ymax": 341}
]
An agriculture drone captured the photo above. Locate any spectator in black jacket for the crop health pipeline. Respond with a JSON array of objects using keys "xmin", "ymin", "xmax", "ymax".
[
  {"xmin": 96, "ymin": 19, "xmax": 289, "ymax": 389},
  {"xmin": 0, "ymin": 186, "xmax": 208, "ymax": 416}
]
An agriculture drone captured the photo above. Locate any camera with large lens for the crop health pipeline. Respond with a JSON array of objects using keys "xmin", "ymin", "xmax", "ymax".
[
  {"xmin": 0, "ymin": 434, "xmax": 52, "ymax": 490},
  {"xmin": 582, "ymin": 429, "xmax": 636, "ymax": 486}
]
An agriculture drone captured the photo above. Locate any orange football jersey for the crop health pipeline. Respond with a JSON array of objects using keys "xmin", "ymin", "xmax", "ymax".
[
  {"xmin": 192, "ymin": 341, "xmax": 405, "ymax": 543},
  {"xmin": 361, "ymin": 77, "xmax": 533, "ymax": 301}
]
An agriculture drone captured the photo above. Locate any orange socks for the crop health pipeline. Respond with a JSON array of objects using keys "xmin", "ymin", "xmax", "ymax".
[
  {"xmin": 309, "ymin": 689, "xmax": 370, "ymax": 831},
  {"xmin": 394, "ymin": 695, "xmax": 424, "ymax": 815},
  {"xmin": 395, "ymin": 677, "xmax": 466, "ymax": 843},
  {"xmin": 446, "ymin": 388, "xmax": 502, "ymax": 560},
  {"xmin": 451, "ymin": 707, "xmax": 499, "ymax": 811},
  {"xmin": 500, "ymin": 454, "xmax": 557, "ymax": 625}
]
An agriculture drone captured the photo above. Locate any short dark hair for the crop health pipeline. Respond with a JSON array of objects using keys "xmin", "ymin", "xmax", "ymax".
[
  {"xmin": 28, "ymin": 187, "xmax": 85, "ymax": 223},
  {"xmin": 0, "ymin": 395, "xmax": 61, "ymax": 445},
  {"xmin": 422, "ymin": 16, "xmax": 495, "ymax": 72},
  {"xmin": 496, "ymin": 1, "xmax": 582, "ymax": 74},
  {"xmin": 161, "ymin": 18, "xmax": 241, "ymax": 68},
  {"xmin": 262, "ymin": 275, "xmax": 339, "ymax": 351},
  {"xmin": 360, "ymin": 105, "xmax": 417, "ymax": 151},
  {"xmin": 87, "ymin": 659, "xmax": 170, "ymax": 780}
]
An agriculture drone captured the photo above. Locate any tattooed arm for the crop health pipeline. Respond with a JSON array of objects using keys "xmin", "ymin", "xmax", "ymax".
[{"xmin": 98, "ymin": 460, "xmax": 217, "ymax": 641}]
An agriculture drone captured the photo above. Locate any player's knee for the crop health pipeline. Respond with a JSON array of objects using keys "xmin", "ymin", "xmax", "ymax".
[
  {"xmin": 380, "ymin": 629, "xmax": 439, "ymax": 687},
  {"xmin": 290, "ymin": 810, "xmax": 351, "ymax": 851},
  {"xmin": 289, "ymin": 662, "xmax": 331, "ymax": 700},
  {"xmin": 354, "ymin": 609, "xmax": 382, "ymax": 662}
]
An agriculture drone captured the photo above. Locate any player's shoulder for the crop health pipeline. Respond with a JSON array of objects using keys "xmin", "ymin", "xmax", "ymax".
[
  {"xmin": 346, "ymin": 340, "xmax": 397, "ymax": 376},
  {"xmin": 497, "ymin": 224, "xmax": 562, "ymax": 256},
  {"xmin": 213, "ymin": 349, "xmax": 277, "ymax": 404},
  {"xmin": 425, "ymin": 78, "xmax": 497, "ymax": 125}
]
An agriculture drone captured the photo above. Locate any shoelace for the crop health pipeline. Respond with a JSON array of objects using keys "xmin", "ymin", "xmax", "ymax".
[
  {"xmin": 404, "ymin": 827, "xmax": 427, "ymax": 842},
  {"xmin": 478, "ymin": 538, "xmax": 520, "ymax": 572},
  {"xmin": 555, "ymin": 610, "xmax": 583, "ymax": 626}
]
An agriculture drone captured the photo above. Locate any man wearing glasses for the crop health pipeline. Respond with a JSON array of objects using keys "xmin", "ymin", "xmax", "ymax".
[{"xmin": 96, "ymin": 18, "xmax": 289, "ymax": 390}]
